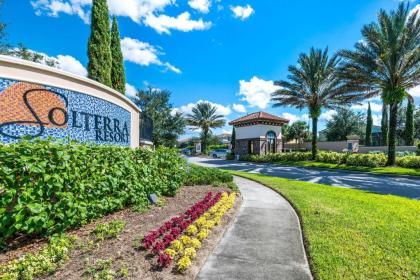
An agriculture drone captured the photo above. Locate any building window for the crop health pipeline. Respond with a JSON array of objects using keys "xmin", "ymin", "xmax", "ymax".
[
  {"xmin": 248, "ymin": 140, "xmax": 254, "ymax": 154},
  {"xmin": 266, "ymin": 131, "xmax": 276, "ymax": 154}
]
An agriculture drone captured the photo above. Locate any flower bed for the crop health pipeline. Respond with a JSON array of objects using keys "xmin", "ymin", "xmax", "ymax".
[{"xmin": 141, "ymin": 191, "xmax": 236, "ymax": 272}]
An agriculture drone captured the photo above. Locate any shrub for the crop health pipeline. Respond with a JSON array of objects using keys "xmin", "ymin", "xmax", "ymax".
[
  {"xmin": 0, "ymin": 139, "xmax": 186, "ymax": 246},
  {"xmin": 240, "ymin": 152, "xmax": 312, "ymax": 163},
  {"xmin": 0, "ymin": 234, "xmax": 75, "ymax": 279},
  {"xmin": 91, "ymin": 220, "xmax": 126, "ymax": 241},
  {"xmin": 183, "ymin": 165, "xmax": 234, "ymax": 187},
  {"xmin": 346, "ymin": 153, "xmax": 387, "ymax": 167},
  {"xmin": 316, "ymin": 152, "xmax": 349, "ymax": 164},
  {"xmin": 396, "ymin": 156, "xmax": 420, "ymax": 168}
]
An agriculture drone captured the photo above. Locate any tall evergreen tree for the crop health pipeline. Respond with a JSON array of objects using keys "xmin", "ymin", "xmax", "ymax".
[
  {"xmin": 405, "ymin": 100, "xmax": 414, "ymax": 146},
  {"xmin": 365, "ymin": 102, "xmax": 373, "ymax": 146},
  {"xmin": 87, "ymin": 0, "xmax": 112, "ymax": 87},
  {"xmin": 231, "ymin": 127, "xmax": 236, "ymax": 152},
  {"xmin": 110, "ymin": 16, "xmax": 125, "ymax": 94},
  {"xmin": 381, "ymin": 103, "xmax": 388, "ymax": 146}
]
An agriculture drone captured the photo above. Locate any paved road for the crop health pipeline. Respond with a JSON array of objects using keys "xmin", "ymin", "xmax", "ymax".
[
  {"xmin": 198, "ymin": 176, "xmax": 312, "ymax": 280},
  {"xmin": 188, "ymin": 157, "xmax": 420, "ymax": 199}
]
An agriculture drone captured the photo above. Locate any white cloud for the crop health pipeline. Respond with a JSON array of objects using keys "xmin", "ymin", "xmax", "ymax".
[
  {"xmin": 174, "ymin": 100, "xmax": 231, "ymax": 116},
  {"xmin": 125, "ymin": 83, "xmax": 137, "ymax": 97},
  {"xmin": 232, "ymin": 103, "xmax": 247, "ymax": 113},
  {"xmin": 351, "ymin": 102, "xmax": 382, "ymax": 112},
  {"xmin": 280, "ymin": 112, "xmax": 309, "ymax": 123},
  {"xmin": 320, "ymin": 110, "xmax": 336, "ymax": 121},
  {"xmin": 238, "ymin": 76, "xmax": 280, "ymax": 109},
  {"xmin": 144, "ymin": 12, "xmax": 211, "ymax": 34},
  {"xmin": 55, "ymin": 55, "xmax": 88, "ymax": 76},
  {"xmin": 372, "ymin": 114, "xmax": 381, "ymax": 126},
  {"xmin": 8, "ymin": 48, "xmax": 87, "ymax": 77},
  {"xmin": 30, "ymin": 0, "xmax": 212, "ymax": 34},
  {"xmin": 120, "ymin": 37, "xmax": 181, "ymax": 73},
  {"xmin": 188, "ymin": 0, "xmax": 211, "ymax": 13},
  {"xmin": 408, "ymin": 4, "xmax": 419, "ymax": 20},
  {"xmin": 408, "ymin": 85, "xmax": 420, "ymax": 97},
  {"xmin": 230, "ymin": 4, "xmax": 254, "ymax": 20}
]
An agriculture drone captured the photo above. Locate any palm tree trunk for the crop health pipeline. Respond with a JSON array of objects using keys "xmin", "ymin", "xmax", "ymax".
[
  {"xmin": 202, "ymin": 129, "xmax": 208, "ymax": 153},
  {"xmin": 387, "ymin": 103, "xmax": 398, "ymax": 166},
  {"xmin": 311, "ymin": 117, "xmax": 318, "ymax": 160}
]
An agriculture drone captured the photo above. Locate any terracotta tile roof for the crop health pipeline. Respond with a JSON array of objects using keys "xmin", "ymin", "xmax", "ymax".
[{"xmin": 229, "ymin": 111, "xmax": 289, "ymax": 126}]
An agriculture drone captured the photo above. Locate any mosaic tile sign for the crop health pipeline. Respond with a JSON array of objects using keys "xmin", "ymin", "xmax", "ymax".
[{"xmin": 0, "ymin": 78, "xmax": 131, "ymax": 146}]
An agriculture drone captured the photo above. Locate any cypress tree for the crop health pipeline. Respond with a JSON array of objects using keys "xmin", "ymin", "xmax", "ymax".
[
  {"xmin": 110, "ymin": 16, "xmax": 126, "ymax": 94},
  {"xmin": 231, "ymin": 127, "xmax": 236, "ymax": 152},
  {"xmin": 365, "ymin": 102, "xmax": 373, "ymax": 146},
  {"xmin": 381, "ymin": 103, "xmax": 388, "ymax": 146},
  {"xmin": 405, "ymin": 100, "xmax": 414, "ymax": 146},
  {"xmin": 87, "ymin": 0, "xmax": 112, "ymax": 87}
]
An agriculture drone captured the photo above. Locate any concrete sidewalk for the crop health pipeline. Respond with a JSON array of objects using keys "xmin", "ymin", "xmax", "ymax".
[{"xmin": 197, "ymin": 176, "xmax": 312, "ymax": 280}]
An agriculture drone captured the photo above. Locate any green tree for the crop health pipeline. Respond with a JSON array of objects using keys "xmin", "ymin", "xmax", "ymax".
[
  {"xmin": 186, "ymin": 102, "xmax": 226, "ymax": 153},
  {"xmin": 0, "ymin": 0, "xmax": 8, "ymax": 53},
  {"xmin": 405, "ymin": 100, "xmax": 414, "ymax": 146},
  {"xmin": 338, "ymin": 3, "xmax": 419, "ymax": 165},
  {"xmin": 287, "ymin": 121, "xmax": 310, "ymax": 147},
  {"xmin": 231, "ymin": 127, "xmax": 236, "ymax": 152},
  {"xmin": 325, "ymin": 108, "xmax": 365, "ymax": 141},
  {"xmin": 110, "ymin": 16, "xmax": 125, "ymax": 94},
  {"xmin": 415, "ymin": 108, "xmax": 420, "ymax": 140},
  {"xmin": 272, "ymin": 47, "xmax": 358, "ymax": 159},
  {"xmin": 134, "ymin": 88, "xmax": 186, "ymax": 147},
  {"xmin": 7, "ymin": 43, "xmax": 58, "ymax": 67},
  {"xmin": 365, "ymin": 102, "xmax": 373, "ymax": 146},
  {"xmin": 87, "ymin": 0, "xmax": 112, "ymax": 87},
  {"xmin": 381, "ymin": 103, "xmax": 388, "ymax": 146}
]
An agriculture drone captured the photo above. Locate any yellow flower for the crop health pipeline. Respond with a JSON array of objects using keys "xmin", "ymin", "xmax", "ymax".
[
  {"xmin": 195, "ymin": 217, "xmax": 206, "ymax": 227},
  {"xmin": 180, "ymin": 235, "xmax": 191, "ymax": 245},
  {"xmin": 165, "ymin": 248, "xmax": 177, "ymax": 258},
  {"xmin": 197, "ymin": 229, "xmax": 210, "ymax": 240},
  {"xmin": 170, "ymin": 240, "xmax": 183, "ymax": 252},
  {"xmin": 186, "ymin": 225, "xmax": 198, "ymax": 236},
  {"xmin": 177, "ymin": 256, "xmax": 192, "ymax": 272},
  {"xmin": 190, "ymin": 238, "xmax": 201, "ymax": 249},
  {"xmin": 184, "ymin": 247, "xmax": 196, "ymax": 259}
]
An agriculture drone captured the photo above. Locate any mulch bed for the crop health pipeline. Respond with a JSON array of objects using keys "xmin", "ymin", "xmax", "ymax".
[{"xmin": 0, "ymin": 185, "xmax": 242, "ymax": 279}]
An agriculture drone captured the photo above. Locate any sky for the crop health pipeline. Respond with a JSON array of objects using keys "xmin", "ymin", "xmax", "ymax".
[{"xmin": 2, "ymin": 0, "xmax": 420, "ymax": 139}]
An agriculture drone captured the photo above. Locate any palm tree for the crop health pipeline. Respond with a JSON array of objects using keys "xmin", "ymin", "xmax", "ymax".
[
  {"xmin": 272, "ymin": 47, "xmax": 358, "ymax": 159},
  {"xmin": 186, "ymin": 102, "xmax": 226, "ymax": 153},
  {"xmin": 338, "ymin": 3, "xmax": 419, "ymax": 165}
]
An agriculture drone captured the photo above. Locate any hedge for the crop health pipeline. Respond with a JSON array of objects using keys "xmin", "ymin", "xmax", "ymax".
[
  {"xmin": 0, "ymin": 139, "xmax": 186, "ymax": 246},
  {"xmin": 240, "ymin": 151, "xmax": 420, "ymax": 168},
  {"xmin": 183, "ymin": 164, "xmax": 233, "ymax": 187}
]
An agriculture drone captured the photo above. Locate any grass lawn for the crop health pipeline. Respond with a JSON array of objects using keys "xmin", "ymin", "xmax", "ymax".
[
  {"xmin": 272, "ymin": 160, "xmax": 420, "ymax": 176},
  {"xmin": 229, "ymin": 171, "xmax": 420, "ymax": 280}
]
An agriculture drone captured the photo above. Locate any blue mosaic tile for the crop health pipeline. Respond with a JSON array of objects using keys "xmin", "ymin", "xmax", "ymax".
[{"xmin": 0, "ymin": 78, "xmax": 131, "ymax": 146}]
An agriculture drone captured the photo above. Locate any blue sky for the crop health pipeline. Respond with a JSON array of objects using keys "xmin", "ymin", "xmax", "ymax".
[{"xmin": 2, "ymin": 0, "xmax": 419, "ymax": 138}]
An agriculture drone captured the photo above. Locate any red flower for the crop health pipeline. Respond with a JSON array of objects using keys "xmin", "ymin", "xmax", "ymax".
[{"xmin": 157, "ymin": 252, "xmax": 172, "ymax": 268}]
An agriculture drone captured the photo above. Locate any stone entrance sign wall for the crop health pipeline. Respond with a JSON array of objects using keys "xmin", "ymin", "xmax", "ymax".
[{"xmin": 0, "ymin": 55, "xmax": 141, "ymax": 148}]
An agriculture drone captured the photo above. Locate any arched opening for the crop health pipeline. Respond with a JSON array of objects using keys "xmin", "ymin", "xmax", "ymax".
[{"xmin": 266, "ymin": 131, "xmax": 276, "ymax": 154}]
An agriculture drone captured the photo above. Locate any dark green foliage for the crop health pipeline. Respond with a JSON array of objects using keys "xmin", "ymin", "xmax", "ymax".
[
  {"xmin": 87, "ymin": 0, "xmax": 112, "ymax": 87},
  {"xmin": 110, "ymin": 16, "xmax": 125, "ymax": 94},
  {"xmin": 405, "ymin": 100, "xmax": 414, "ymax": 146},
  {"xmin": 366, "ymin": 103, "xmax": 373, "ymax": 146},
  {"xmin": 183, "ymin": 165, "xmax": 236, "ymax": 190},
  {"xmin": 134, "ymin": 88, "xmax": 186, "ymax": 147},
  {"xmin": 0, "ymin": 0, "xmax": 8, "ymax": 53},
  {"xmin": 207, "ymin": 144, "xmax": 229, "ymax": 151},
  {"xmin": 240, "ymin": 151, "xmax": 420, "ymax": 169},
  {"xmin": 287, "ymin": 121, "xmax": 310, "ymax": 143},
  {"xmin": 325, "ymin": 108, "xmax": 364, "ymax": 141},
  {"xmin": 186, "ymin": 102, "xmax": 226, "ymax": 153},
  {"xmin": 7, "ymin": 43, "xmax": 58, "ymax": 66},
  {"xmin": 0, "ymin": 139, "xmax": 186, "ymax": 245},
  {"xmin": 381, "ymin": 103, "xmax": 388, "ymax": 146},
  {"xmin": 338, "ymin": 3, "xmax": 419, "ymax": 165},
  {"xmin": 231, "ymin": 127, "xmax": 236, "ymax": 152},
  {"xmin": 415, "ymin": 108, "xmax": 420, "ymax": 140},
  {"xmin": 272, "ymin": 47, "xmax": 360, "ymax": 160}
]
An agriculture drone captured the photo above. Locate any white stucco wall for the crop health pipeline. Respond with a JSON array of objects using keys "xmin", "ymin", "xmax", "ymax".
[
  {"xmin": 235, "ymin": 124, "xmax": 282, "ymax": 140},
  {"xmin": 0, "ymin": 55, "xmax": 140, "ymax": 148}
]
